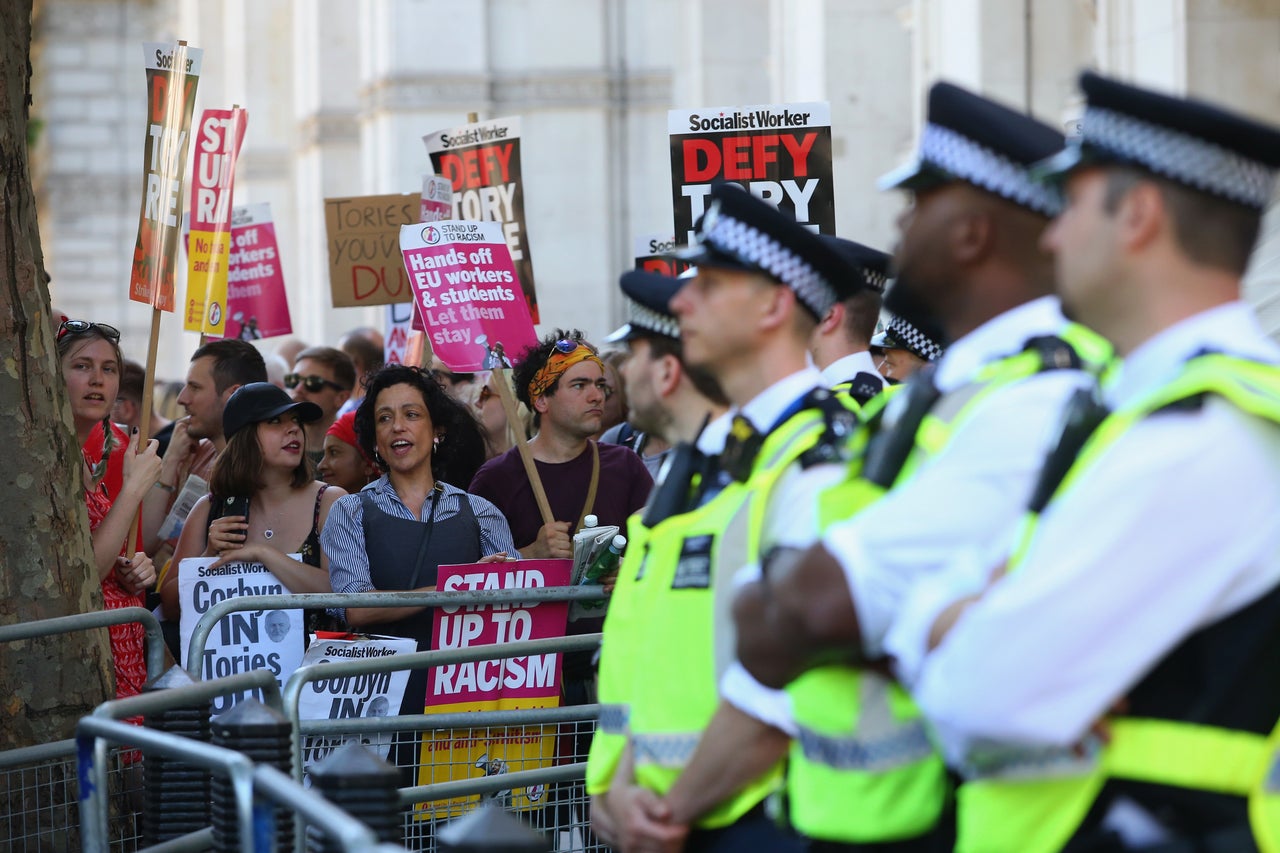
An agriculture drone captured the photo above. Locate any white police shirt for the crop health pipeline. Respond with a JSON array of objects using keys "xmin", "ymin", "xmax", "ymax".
[
  {"xmin": 819, "ymin": 351, "xmax": 884, "ymax": 390},
  {"xmin": 894, "ymin": 302, "xmax": 1280, "ymax": 768},
  {"xmin": 718, "ymin": 367, "xmax": 849, "ymax": 736},
  {"xmin": 823, "ymin": 296, "xmax": 1093, "ymax": 658}
]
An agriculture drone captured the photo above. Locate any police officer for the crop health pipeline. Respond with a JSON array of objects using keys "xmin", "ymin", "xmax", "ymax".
[
  {"xmin": 888, "ymin": 71, "xmax": 1280, "ymax": 852},
  {"xmin": 588, "ymin": 269, "xmax": 731, "ymax": 844},
  {"xmin": 809, "ymin": 237, "xmax": 893, "ymax": 405},
  {"xmin": 869, "ymin": 312, "xmax": 944, "ymax": 384},
  {"xmin": 609, "ymin": 183, "xmax": 868, "ymax": 852},
  {"xmin": 732, "ymin": 82, "xmax": 1111, "ymax": 850}
]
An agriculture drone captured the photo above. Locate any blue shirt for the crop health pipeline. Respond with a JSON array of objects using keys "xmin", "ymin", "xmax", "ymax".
[{"xmin": 321, "ymin": 476, "xmax": 517, "ymax": 615}]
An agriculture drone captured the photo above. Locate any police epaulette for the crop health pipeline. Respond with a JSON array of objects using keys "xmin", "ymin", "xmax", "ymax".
[
  {"xmin": 1022, "ymin": 335, "xmax": 1084, "ymax": 371},
  {"xmin": 797, "ymin": 387, "xmax": 860, "ymax": 469}
]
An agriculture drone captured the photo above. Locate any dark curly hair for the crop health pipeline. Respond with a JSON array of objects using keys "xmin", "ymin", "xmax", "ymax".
[
  {"xmin": 512, "ymin": 329, "xmax": 603, "ymax": 433},
  {"xmin": 354, "ymin": 365, "xmax": 487, "ymax": 488}
]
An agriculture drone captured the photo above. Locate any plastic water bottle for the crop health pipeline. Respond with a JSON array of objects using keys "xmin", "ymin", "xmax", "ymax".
[{"xmin": 582, "ymin": 534, "xmax": 626, "ymax": 585}]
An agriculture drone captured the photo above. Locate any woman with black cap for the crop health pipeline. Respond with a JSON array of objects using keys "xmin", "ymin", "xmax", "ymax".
[{"xmin": 160, "ymin": 383, "xmax": 347, "ymax": 624}]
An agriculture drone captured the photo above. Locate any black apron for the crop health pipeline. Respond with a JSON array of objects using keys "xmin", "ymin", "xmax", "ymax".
[{"xmin": 360, "ymin": 488, "xmax": 482, "ymax": 717}]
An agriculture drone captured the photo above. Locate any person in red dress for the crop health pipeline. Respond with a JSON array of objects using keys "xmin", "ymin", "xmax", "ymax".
[{"xmin": 58, "ymin": 318, "xmax": 162, "ymax": 707}]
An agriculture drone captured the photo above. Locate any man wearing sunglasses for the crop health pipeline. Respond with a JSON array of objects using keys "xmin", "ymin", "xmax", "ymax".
[{"xmin": 288, "ymin": 346, "xmax": 356, "ymax": 464}]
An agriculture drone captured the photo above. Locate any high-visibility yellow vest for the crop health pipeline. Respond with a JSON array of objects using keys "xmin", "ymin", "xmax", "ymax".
[
  {"xmin": 789, "ymin": 327, "xmax": 1112, "ymax": 844},
  {"xmin": 957, "ymin": 354, "xmax": 1280, "ymax": 853},
  {"xmin": 626, "ymin": 396, "xmax": 852, "ymax": 828},
  {"xmin": 586, "ymin": 512, "xmax": 654, "ymax": 796}
]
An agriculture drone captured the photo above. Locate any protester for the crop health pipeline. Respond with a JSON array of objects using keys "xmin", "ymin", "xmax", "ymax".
[
  {"xmin": 595, "ymin": 350, "xmax": 628, "ymax": 437},
  {"xmin": 471, "ymin": 371, "xmax": 525, "ymax": 460},
  {"xmin": 810, "ymin": 237, "xmax": 892, "ymax": 405},
  {"xmin": 889, "ymin": 71, "xmax": 1280, "ymax": 852},
  {"xmin": 318, "ymin": 411, "xmax": 378, "ymax": 495},
  {"xmin": 337, "ymin": 326, "xmax": 385, "ymax": 416},
  {"xmin": 112, "ymin": 358, "xmax": 174, "ymax": 456},
  {"xmin": 143, "ymin": 339, "xmax": 268, "ymax": 561},
  {"xmin": 274, "ymin": 336, "xmax": 309, "ymax": 367},
  {"xmin": 288, "ymin": 346, "xmax": 356, "ymax": 464},
  {"xmin": 262, "ymin": 351, "xmax": 290, "ymax": 390},
  {"xmin": 58, "ymin": 318, "xmax": 161, "ymax": 705},
  {"xmin": 160, "ymin": 383, "xmax": 345, "ymax": 628},
  {"xmin": 469, "ymin": 329, "xmax": 653, "ymax": 560},
  {"xmin": 320, "ymin": 365, "xmax": 516, "ymax": 724}
]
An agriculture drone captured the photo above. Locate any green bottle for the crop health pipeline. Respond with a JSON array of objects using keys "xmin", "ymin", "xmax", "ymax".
[{"xmin": 581, "ymin": 533, "xmax": 627, "ymax": 585}]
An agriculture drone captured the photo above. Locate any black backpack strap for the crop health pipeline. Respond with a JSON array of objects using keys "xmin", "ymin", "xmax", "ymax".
[{"xmin": 796, "ymin": 387, "xmax": 862, "ymax": 470}]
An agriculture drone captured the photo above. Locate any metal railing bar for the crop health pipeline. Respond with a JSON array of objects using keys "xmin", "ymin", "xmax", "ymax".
[
  {"xmin": 186, "ymin": 587, "xmax": 606, "ymax": 677},
  {"xmin": 0, "ymin": 606, "xmax": 166, "ymax": 686},
  {"xmin": 400, "ymin": 761, "xmax": 587, "ymax": 805}
]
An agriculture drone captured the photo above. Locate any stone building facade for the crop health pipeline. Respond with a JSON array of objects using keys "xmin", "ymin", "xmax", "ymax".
[{"xmin": 31, "ymin": 0, "xmax": 1280, "ymax": 372}]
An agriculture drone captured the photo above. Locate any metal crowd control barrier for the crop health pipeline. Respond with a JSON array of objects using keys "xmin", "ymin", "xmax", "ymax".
[
  {"xmin": 0, "ymin": 606, "xmax": 169, "ymax": 852},
  {"xmin": 183, "ymin": 587, "xmax": 608, "ymax": 676},
  {"xmin": 77, "ymin": 718, "xmax": 408, "ymax": 853},
  {"xmin": 0, "ymin": 606, "xmax": 167, "ymax": 693}
]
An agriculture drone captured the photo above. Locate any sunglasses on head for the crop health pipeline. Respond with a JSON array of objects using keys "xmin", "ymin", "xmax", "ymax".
[
  {"xmin": 285, "ymin": 373, "xmax": 347, "ymax": 392},
  {"xmin": 552, "ymin": 339, "xmax": 584, "ymax": 355},
  {"xmin": 58, "ymin": 319, "xmax": 120, "ymax": 343}
]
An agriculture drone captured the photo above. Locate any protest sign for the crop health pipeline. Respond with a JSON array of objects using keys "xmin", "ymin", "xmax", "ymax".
[
  {"xmin": 423, "ymin": 117, "xmax": 541, "ymax": 322},
  {"xmin": 634, "ymin": 232, "xmax": 690, "ymax": 277},
  {"xmin": 416, "ymin": 559, "xmax": 571, "ymax": 818},
  {"xmin": 668, "ymin": 101, "xmax": 834, "ymax": 245},
  {"xmin": 400, "ymin": 221, "xmax": 538, "ymax": 372},
  {"xmin": 420, "ymin": 174, "xmax": 453, "ymax": 222},
  {"xmin": 325, "ymin": 193, "xmax": 419, "ymax": 307},
  {"xmin": 384, "ymin": 303, "xmax": 414, "ymax": 366},
  {"xmin": 181, "ymin": 203, "xmax": 293, "ymax": 340},
  {"xmin": 226, "ymin": 203, "xmax": 292, "ymax": 340},
  {"xmin": 185, "ymin": 107, "xmax": 247, "ymax": 335},
  {"xmin": 177, "ymin": 556, "xmax": 304, "ymax": 715},
  {"xmin": 129, "ymin": 42, "xmax": 202, "ymax": 311},
  {"xmin": 297, "ymin": 634, "xmax": 417, "ymax": 785}
]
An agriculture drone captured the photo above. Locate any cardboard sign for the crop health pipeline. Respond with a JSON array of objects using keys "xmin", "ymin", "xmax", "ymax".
[
  {"xmin": 384, "ymin": 303, "xmax": 414, "ymax": 366},
  {"xmin": 668, "ymin": 102, "xmax": 835, "ymax": 245},
  {"xmin": 417, "ymin": 559, "xmax": 571, "ymax": 818},
  {"xmin": 400, "ymin": 221, "xmax": 538, "ymax": 372},
  {"xmin": 634, "ymin": 232, "xmax": 691, "ymax": 277},
  {"xmin": 129, "ymin": 42, "xmax": 203, "ymax": 311},
  {"xmin": 177, "ymin": 556, "xmax": 304, "ymax": 715},
  {"xmin": 324, "ymin": 193, "xmax": 419, "ymax": 307},
  {"xmin": 424, "ymin": 117, "xmax": 540, "ymax": 322},
  {"xmin": 185, "ymin": 107, "xmax": 247, "ymax": 335},
  {"xmin": 297, "ymin": 634, "xmax": 417, "ymax": 785}
]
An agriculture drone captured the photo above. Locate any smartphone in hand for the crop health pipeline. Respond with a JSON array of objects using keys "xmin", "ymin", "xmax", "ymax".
[{"xmin": 222, "ymin": 494, "xmax": 251, "ymax": 522}]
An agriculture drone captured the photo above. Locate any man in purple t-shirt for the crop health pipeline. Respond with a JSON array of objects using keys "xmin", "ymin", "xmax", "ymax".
[{"xmin": 469, "ymin": 329, "xmax": 653, "ymax": 557}]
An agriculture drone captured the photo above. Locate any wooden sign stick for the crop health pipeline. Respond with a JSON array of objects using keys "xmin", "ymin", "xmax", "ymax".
[{"xmin": 493, "ymin": 369, "xmax": 554, "ymax": 526}]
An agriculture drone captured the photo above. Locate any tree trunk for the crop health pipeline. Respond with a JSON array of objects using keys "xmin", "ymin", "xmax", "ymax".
[{"xmin": 0, "ymin": 0, "xmax": 114, "ymax": 751}]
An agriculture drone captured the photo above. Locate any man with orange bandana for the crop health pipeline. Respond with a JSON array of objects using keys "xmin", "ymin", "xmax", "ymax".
[{"xmin": 470, "ymin": 328, "xmax": 653, "ymax": 560}]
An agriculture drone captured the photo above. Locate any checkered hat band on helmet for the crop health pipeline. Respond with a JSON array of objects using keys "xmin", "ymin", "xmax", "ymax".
[
  {"xmin": 864, "ymin": 268, "xmax": 888, "ymax": 294},
  {"xmin": 920, "ymin": 123, "xmax": 1063, "ymax": 217},
  {"xmin": 889, "ymin": 315, "xmax": 943, "ymax": 362},
  {"xmin": 628, "ymin": 299, "xmax": 681, "ymax": 339},
  {"xmin": 1081, "ymin": 106, "xmax": 1276, "ymax": 210},
  {"xmin": 703, "ymin": 210, "xmax": 838, "ymax": 317}
]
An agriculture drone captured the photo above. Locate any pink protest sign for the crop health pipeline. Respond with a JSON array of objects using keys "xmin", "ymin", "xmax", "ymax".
[
  {"xmin": 400, "ymin": 220, "xmax": 538, "ymax": 372},
  {"xmin": 427, "ymin": 560, "xmax": 571, "ymax": 710},
  {"xmin": 225, "ymin": 203, "xmax": 292, "ymax": 340},
  {"xmin": 420, "ymin": 174, "xmax": 452, "ymax": 223}
]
